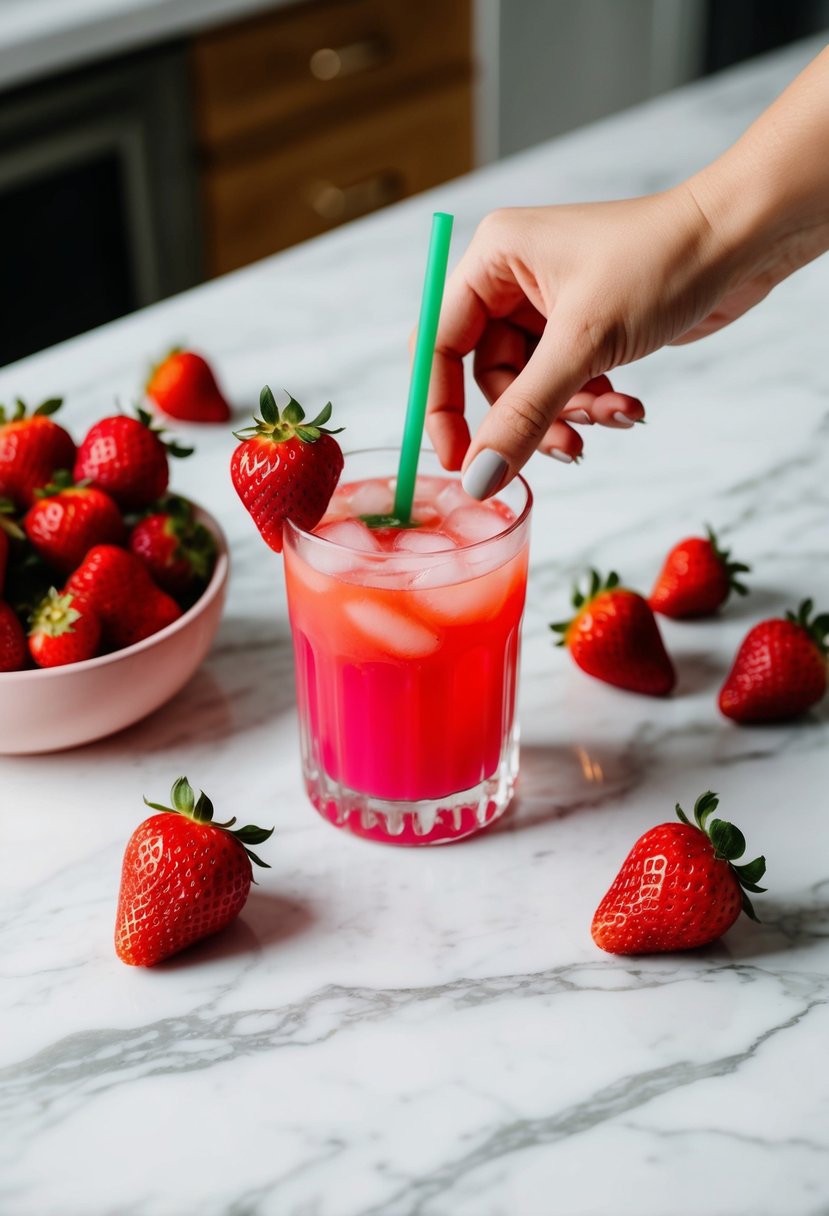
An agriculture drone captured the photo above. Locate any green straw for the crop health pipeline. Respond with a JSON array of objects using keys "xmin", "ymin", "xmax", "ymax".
[{"xmin": 393, "ymin": 211, "xmax": 454, "ymax": 523}]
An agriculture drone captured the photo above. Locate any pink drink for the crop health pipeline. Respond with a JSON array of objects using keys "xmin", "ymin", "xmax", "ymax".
[{"xmin": 283, "ymin": 449, "xmax": 532, "ymax": 845}]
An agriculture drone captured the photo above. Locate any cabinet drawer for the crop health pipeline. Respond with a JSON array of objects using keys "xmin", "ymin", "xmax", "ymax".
[
  {"xmin": 191, "ymin": 0, "xmax": 471, "ymax": 150},
  {"xmin": 201, "ymin": 78, "xmax": 471, "ymax": 275}
]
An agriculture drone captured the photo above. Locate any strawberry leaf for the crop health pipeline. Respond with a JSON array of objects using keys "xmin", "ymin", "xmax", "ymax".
[
  {"xmin": 308, "ymin": 401, "xmax": 333, "ymax": 429},
  {"xmin": 708, "ymin": 818, "xmax": 746, "ymax": 862},
  {"xmin": 243, "ymin": 848, "xmax": 271, "ymax": 870},
  {"xmin": 693, "ymin": 790, "xmax": 719, "ymax": 830},
  {"xmin": 192, "ymin": 791, "xmax": 214, "ymax": 823},
  {"xmin": 34, "ymin": 397, "xmax": 63, "ymax": 417},
  {"xmin": 260, "ymin": 386, "xmax": 279, "ymax": 425},
  {"xmin": 675, "ymin": 801, "xmax": 692, "ymax": 826},
  {"xmin": 282, "ymin": 396, "xmax": 305, "ymax": 425},
  {"xmin": 171, "ymin": 776, "xmax": 195, "ymax": 814}
]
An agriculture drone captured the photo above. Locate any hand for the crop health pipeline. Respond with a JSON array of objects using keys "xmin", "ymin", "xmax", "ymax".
[
  {"xmin": 425, "ymin": 187, "xmax": 737, "ymax": 497},
  {"xmin": 425, "ymin": 46, "xmax": 829, "ymax": 498}
]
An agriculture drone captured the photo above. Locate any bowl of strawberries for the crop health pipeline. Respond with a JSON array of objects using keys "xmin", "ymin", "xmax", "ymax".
[{"xmin": 0, "ymin": 398, "xmax": 228, "ymax": 754}]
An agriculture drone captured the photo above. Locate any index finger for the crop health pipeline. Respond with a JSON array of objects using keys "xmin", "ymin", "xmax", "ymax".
[{"xmin": 424, "ymin": 251, "xmax": 526, "ymax": 470}]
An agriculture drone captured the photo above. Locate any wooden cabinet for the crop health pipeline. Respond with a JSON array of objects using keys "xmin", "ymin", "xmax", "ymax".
[{"xmin": 190, "ymin": 0, "xmax": 472, "ymax": 276}]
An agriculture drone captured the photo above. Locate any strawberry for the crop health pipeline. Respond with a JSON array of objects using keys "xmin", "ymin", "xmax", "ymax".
[
  {"xmin": 28, "ymin": 587, "xmax": 101, "ymax": 668},
  {"xmin": 551, "ymin": 570, "xmax": 675, "ymax": 696},
  {"xmin": 65, "ymin": 544, "xmax": 182, "ymax": 650},
  {"xmin": 649, "ymin": 525, "xmax": 750, "ymax": 619},
  {"xmin": 115, "ymin": 776, "xmax": 274, "ymax": 966},
  {"xmin": 146, "ymin": 348, "xmax": 231, "ymax": 423},
  {"xmin": 73, "ymin": 409, "xmax": 192, "ymax": 510},
  {"xmin": 23, "ymin": 472, "xmax": 125, "ymax": 576},
  {"xmin": 128, "ymin": 496, "xmax": 217, "ymax": 600},
  {"xmin": 592, "ymin": 791, "xmax": 766, "ymax": 954},
  {"xmin": 231, "ymin": 386, "xmax": 343, "ymax": 553},
  {"xmin": 0, "ymin": 601, "xmax": 27, "ymax": 671},
  {"xmin": 0, "ymin": 398, "xmax": 76, "ymax": 509},
  {"xmin": 719, "ymin": 599, "xmax": 828, "ymax": 723}
]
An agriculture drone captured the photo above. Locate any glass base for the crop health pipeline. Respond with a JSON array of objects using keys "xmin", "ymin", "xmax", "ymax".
[{"xmin": 304, "ymin": 728, "xmax": 519, "ymax": 846}]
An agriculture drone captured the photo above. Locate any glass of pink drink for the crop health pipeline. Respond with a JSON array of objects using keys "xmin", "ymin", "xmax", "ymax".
[{"xmin": 283, "ymin": 448, "xmax": 532, "ymax": 845}]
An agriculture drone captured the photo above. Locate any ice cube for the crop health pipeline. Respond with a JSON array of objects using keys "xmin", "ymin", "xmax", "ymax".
[
  {"xmin": 444, "ymin": 506, "xmax": 506, "ymax": 546},
  {"xmin": 342, "ymin": 599, "xmax": 440, "ymax": 657},
  {"xmin": 435, "ymin": 481, "xmax": 473, "ymax": 516},
  {"xmin": 410, "ymin": 504, "xmax": 442, "ymax": 528},
  {"xmin": 316, "ymin": 520, "xmax": 382, "ymax": 553},
  {"xmin": 348, "ymin": 480, "xmax": 394, "ymax": 517},
  {"xmin": 393, "ymin": 530, "xmax": 457, "ymax": 554},
  {"xmin": 312, "ymin": 520, "xmax": 382, "ymax": 579},
  {"xmin": 410, "ymin": 554, "xmax": 469, "ymax": 590}
]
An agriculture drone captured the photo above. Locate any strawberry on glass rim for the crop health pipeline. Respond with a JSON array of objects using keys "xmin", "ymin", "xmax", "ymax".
[{"xmin": 230, "ymin": 385, "xmax": 344, "ymax": 553}]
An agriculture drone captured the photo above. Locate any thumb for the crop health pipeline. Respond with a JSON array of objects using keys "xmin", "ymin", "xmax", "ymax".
[{"xmin": 460, "ymin": 323, "xmax": 591, "ymax": 499}]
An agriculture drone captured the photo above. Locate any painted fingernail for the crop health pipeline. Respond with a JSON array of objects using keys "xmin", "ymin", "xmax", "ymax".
[
  {"xmin": 548, "ymin": 448, "xmax": 574, "ymax": 463},
  {"xmin": 568, "ymin": 409, "xmax": 593, "ymax": 425},
  {"xmin": 462, "ymin": 449, "xmax": 509, "ymax": 500},
  {"xmin": 612, "ymin": 411, "xmax": 635, "ymax": 428}
]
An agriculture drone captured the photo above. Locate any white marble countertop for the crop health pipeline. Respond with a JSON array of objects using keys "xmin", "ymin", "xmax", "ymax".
[
  {"xmin": 0, "ymin": 0, "xmax": 295, "ymax": 92},
  {"xmin": 2, "ymin": 38, "xmax": 829, "ymax": 1216}
]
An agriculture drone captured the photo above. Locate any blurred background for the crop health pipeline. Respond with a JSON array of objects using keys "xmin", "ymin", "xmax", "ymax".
[{"xmin": 2, "ymin": 0, "xmax": 828, "ymax": 368}]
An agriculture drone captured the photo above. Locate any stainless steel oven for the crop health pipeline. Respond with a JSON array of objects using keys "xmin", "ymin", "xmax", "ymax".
[{"xmin": 0, "ymin": 45, "xmax": 202, "ymax": 366}]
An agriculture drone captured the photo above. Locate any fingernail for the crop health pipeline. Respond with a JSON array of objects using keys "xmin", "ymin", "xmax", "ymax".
[
  {"xmin": 612, "ymin": 411, "xmax": 634, "ymax": 428},
  {"xmin": 548, "ymin": 448, "xmax": 574, "ymax": 463},
  {"xmin": 462, "ymin": 450, "xmax": 509, "ymax": 500},
  {"xmin": 568, "ymin": 409, "xmax": 593, "ymax": 425}
]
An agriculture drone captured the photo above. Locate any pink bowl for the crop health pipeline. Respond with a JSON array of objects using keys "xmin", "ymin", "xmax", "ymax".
[{"xmin": 0, "ymin": 507, "xmax": 229, "ymax": 755}]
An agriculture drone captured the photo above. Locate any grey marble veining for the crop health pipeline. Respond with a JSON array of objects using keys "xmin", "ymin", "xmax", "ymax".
[{"xmin": 1, "ymin": 37, "xmax": 829, "ymax": 1216}]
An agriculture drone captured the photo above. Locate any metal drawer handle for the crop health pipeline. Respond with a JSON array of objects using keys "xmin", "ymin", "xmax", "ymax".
[
  {"xmin": 309, "ymin": 37, "xmax": 388, "ymax": 82},
  {"xmin": 308, "ymin": 172, "xmax": 403, "ymax": 222}
]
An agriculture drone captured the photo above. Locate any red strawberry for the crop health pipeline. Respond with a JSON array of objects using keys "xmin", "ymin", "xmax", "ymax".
[
  {"xmin": 146, "ymin": 348, "xmax": 231, "ymax": 423},
  {"xmin": 128, "ymin": 496, "xmax": 217, "ymax": 599},
  {"xmin": 28, "ymin": 587, "xmax": 101, "ymax": 668},
  {"xmin": 73, "ymin": 409, "xmax": 192, "ymax": 510},
  {"xmin": 649, "ymin": 526, "xmax": 750, "ymax": 619},
  {"xmin": 23, "ymin": 472, "xmax": 125, "ymax": 576},
  {"xmin": 115, "ymin": 776, "xmax": 273, "ymax": 966},
  {"xmin": 0, "ymin": 601, "xmax": 27, "ymax": 671},
  {"xmin": 230, "ymin": 386, "xmax": 343, "ymax": 553},
  {"xmin": 0, "ymin": 398, "xmax": 76, "ymax": 509},
  {"xmin": 719, "ymin": 599, "xmax": 828, "ymax": 723},
  {"xmin": 551, "ymin": 570, "xmax": 675, "ymax": 696},
  {"xmin": 65, "ymin": 544, "xmax": 181, "ymax": 650},
  {"xmin": 592, "ymin": 791, "xmax": 765, "ymax": 954}
]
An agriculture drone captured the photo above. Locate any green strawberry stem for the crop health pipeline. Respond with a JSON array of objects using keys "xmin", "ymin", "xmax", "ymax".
[
  {"xmin": 705, "ymin": 524, "xmax": 751, "ymax": 597},
  {"xmin": 0, "ymin": 497, "xmax": 24, "ymax": 540},
  {"xmin": 233, "ymin": 385, "xmax": 344, "ymax": 445},
  {"xmin": 675, "ymin": 791, "xmax": 766, "ymax": 921},
  {"xmin": 134, "ymin": 406, "xmax": 194, "ymax": 458},
  {"xmin": 785, "ymin": 598, "xmax": 829, "ymax": 653},
  {"xmin": 29, "ymin": 588, "xmax": 83, "ymax": 636},
  {"xmin": 549, "ymin": 569, "xmax": 622, "ymax": 647},
  {"xmin": 144, "ymin": 776, "xmax": 274, "ymax": 870},
  {"xmin": 0, "ymin": 397, "xmax": 63, "ymax": 424},
  {"xmin": 34, "ymin": 469, "xmax": 91, "ymax": 498}
]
